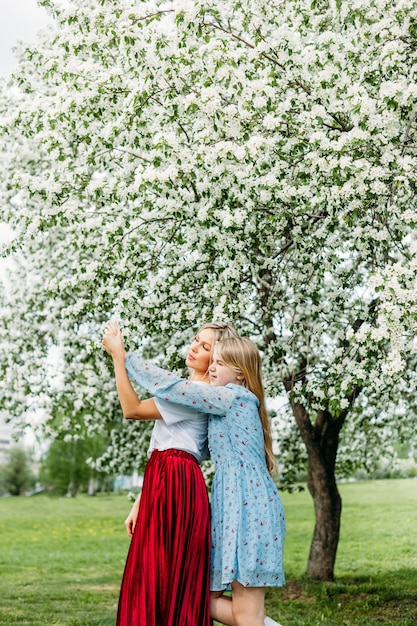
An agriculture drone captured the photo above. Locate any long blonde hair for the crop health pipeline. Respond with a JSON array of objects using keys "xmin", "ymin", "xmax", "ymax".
[{"xmin": 214, "ymin": 337, "xmax": 277, "ymax": 474}]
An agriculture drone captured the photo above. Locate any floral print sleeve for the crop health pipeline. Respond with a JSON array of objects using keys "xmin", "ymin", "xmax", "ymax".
[{"xmin": 125, "ymin": 351, "xmax": 238, "ymax": 415}]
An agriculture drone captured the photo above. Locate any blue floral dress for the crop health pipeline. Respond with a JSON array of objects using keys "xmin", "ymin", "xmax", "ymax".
[{"xmin": 125, "ymin": 352, "xmax": 286, "ymax": 590}]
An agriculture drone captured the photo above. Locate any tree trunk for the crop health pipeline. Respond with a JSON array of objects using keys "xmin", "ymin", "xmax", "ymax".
[
  {"xmin": 278, "ymin": 319, "xmax": 368, "ymax": 579},
  {"xmin": 306, "ymin": 451, "xmax": 341, "ymax": 580},
  {"xmin": 289, "ymin": 399, "xmax": 345, "ymax": 580}
]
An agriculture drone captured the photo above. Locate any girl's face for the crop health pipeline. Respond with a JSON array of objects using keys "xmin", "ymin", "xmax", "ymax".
[
  {"xmin": 185, "ymin": 328, "xmax": 215, "ymax": 375},
  {"xmin": 208, "ymin": 348, "xmax": 244, "ymax": 387}
]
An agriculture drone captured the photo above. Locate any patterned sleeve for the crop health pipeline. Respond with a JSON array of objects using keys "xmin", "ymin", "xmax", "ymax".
[{"xmin": 125, "ymin": 351, "xmax": 238, "ymax": 415}]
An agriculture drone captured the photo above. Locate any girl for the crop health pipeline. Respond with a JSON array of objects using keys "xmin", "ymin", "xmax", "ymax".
[
  {"xmin": 123, "ymin": 336, "xmax": 286, "ymax": 626},
  {"xmin": 102, "ymin": 320, "xmax": 238, "ymax": 626}
]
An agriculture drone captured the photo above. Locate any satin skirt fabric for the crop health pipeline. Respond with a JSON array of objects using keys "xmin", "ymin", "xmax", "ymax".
[{"xmin": 116, "ymin": 448, "xmax": 211, "ymax": 626}]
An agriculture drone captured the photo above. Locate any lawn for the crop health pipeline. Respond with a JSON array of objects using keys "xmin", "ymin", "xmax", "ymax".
[
  {"xmin": 266, "ymin": 478, "xmax": 417, "ymax": 625},
  {"xmin": 0, "ymin": 479, "xmax": 416, "ymax": 625}
]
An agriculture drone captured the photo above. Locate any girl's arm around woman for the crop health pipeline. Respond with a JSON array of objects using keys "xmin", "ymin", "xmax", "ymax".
[{"xmin": 125, "ymin": 350, "xmax": 242, "ymax": 415}]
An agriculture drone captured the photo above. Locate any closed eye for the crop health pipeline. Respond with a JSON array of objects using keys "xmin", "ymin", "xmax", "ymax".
[{"xmin": 193, "ymin": 336, "xmax": 211, "ymax": 351}]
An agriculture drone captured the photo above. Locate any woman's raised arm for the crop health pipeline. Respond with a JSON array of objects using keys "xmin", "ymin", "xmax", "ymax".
[{"xmin": 102, "ymin": 321, "xmax": 161, "ymax": 421}]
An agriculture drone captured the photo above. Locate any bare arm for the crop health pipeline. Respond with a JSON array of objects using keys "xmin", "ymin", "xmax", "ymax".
[{"xmin": 102, "ymin": 321, "xmax": 161, "ymax": 421}]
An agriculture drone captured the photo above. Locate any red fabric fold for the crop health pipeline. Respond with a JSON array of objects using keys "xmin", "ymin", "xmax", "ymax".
[{"xmin": 116, "ymin": 448, "xmax": 211, "ymax": 626}]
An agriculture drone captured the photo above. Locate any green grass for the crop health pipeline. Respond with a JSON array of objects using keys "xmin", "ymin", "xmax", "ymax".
[
  {"xmin": 1, "ymin": 479, "xmax": 416, "ymax": 625},
  {"xmin": 266, "ymin": 478, "xmax": 417, "ymax": 625},
  {"xmin": 0, "ymin": 494, "xmax": 127, "ymax": 625}
]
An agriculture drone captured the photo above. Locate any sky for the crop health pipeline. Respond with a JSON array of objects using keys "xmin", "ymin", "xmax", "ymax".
[
  {"xmin": 0, "ymin": 0, "xmax": 51, "ymax": 245},
  {"xmin": 0, "ymin": 0, "xmax": 51, "ymax": 77},
  {"xmin": 0, "ymin": 2, "xmax": 54, "ymax": 448}
]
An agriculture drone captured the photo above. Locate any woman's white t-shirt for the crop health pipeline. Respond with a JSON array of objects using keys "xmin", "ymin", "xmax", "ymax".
[{"xmin": 148, "ymin": 396, "xmax": 208, "ymax": 464}]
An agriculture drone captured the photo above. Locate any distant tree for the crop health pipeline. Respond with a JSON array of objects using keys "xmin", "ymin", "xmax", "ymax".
[
  {"xmin": 39, "ymin": 433, "xmax": 112, "ymax": 496},
  {"xmin": 0, "ymin": 446, "xmax": 36, "ymax": 495}
]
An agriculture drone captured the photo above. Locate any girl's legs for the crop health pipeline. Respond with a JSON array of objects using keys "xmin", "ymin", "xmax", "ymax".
[
  {"xmin": 231, "ymin": 581, "xmax": 265, "ymax": 626},
  {"xmin": 210, "ymin": 591, "xmax": 235, "ymax": 626},
  {"xmin": 210, "ymin": 582, "xmax": 265, "ymax": 626}
]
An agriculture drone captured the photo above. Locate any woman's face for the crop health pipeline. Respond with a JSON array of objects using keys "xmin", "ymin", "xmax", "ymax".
[{"xmin": 185, "ymin": 328, "xmax": 215, "ymax": 375}]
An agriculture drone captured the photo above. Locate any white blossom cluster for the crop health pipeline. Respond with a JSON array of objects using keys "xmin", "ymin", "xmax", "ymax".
[{"xmin": 0, "ymin": 0, "xmax": 417, "ymax": 477}]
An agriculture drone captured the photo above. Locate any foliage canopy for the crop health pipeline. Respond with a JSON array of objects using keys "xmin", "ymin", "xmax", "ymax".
[{"xmin": 1, "ymin": 0, "xmax": 417, "ymax": 483}]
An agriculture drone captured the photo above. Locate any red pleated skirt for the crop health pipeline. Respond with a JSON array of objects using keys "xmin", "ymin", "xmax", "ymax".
[{"xmin": 116, "ymin": 448, "xmax": 211, "ymax": 626}]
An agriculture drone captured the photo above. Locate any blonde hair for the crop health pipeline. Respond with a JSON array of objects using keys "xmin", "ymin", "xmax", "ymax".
[
  {"xmin": 197, "ymin": 321, "xmax": 239, "ymax": 360},
  {"xmin": 214, "ymin": 337, "xmax": 277, "ymax": 475}
]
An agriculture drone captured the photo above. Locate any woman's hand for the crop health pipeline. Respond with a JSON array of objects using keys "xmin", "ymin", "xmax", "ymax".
[
  {"xmin": 102, "ymin": 320, "xmax": 127, "ymax": 359},
  {"xmin": 125, "ymin": 493, "xmax": 141, "ymax": 537}
]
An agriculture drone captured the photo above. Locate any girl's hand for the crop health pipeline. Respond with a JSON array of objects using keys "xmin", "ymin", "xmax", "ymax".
[{"xmin": 102, "ymin": 320, "xmax": 127, "ymax": 359}]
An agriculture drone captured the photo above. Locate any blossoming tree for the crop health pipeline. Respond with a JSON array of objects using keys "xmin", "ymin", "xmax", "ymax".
[{"xmin": 1, "ymin": 0, "xmax": 417, "ymax": 579}]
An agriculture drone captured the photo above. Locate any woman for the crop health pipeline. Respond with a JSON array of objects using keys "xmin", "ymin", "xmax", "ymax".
[
  {"xmin": 118, "ymin": 336, "xmax": 286, "ymax": 626},
  {"xmin": 102, "ymin": 320, "xmax": 238, "ymax": 626}
]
